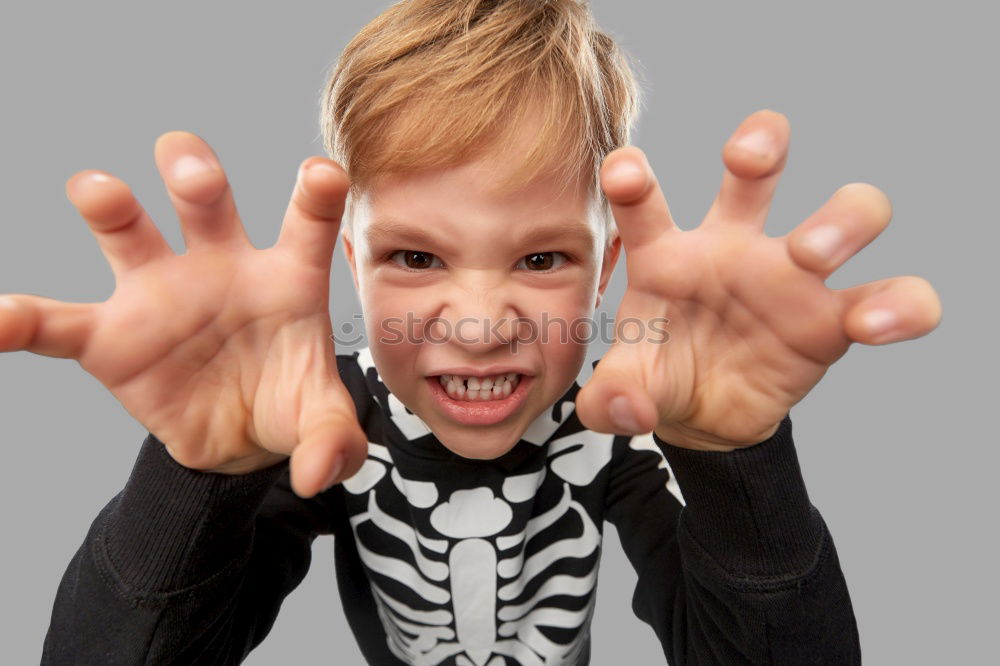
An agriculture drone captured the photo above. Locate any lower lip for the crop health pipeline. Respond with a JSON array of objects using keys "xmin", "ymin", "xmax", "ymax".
[{"xmin": 426, "ymin": 375, "xmax": 533, "ymax": 426}]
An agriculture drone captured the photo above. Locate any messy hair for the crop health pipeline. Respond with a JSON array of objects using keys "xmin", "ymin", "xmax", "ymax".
[{"xmin": 321, "ymin": 0, "xmax": 642, "ymax": 245}]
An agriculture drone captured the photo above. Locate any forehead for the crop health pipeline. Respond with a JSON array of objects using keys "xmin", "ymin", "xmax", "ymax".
[{"xmin": 354, "ymin": 154, "xmax": 602, "ymax": 251}]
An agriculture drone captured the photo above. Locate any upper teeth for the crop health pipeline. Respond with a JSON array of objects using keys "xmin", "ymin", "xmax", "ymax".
[{"xmin": 438, "ymin": 373, "xmax": 520, "ymax": 401}]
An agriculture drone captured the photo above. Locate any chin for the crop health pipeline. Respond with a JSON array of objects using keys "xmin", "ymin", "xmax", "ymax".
[{"xmin": 435, "ymin": 431, "xmax": 521, "ymax": 460}]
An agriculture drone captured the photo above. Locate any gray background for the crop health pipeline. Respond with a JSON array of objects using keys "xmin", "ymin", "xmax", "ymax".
[{"xmin": 1, "ymin": 0, "xmax": 994, "ymax": 663}]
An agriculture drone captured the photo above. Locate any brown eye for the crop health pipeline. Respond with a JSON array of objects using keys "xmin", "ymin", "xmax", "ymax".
[
  {"xmin": 389, "ymin": 250, "xmax": 443, "ymax": 270},
  {"xmin": 517, "ymin": 252, "xmax": 567, "ymax": 271}
]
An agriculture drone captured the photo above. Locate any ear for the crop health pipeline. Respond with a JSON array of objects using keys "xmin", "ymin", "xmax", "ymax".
[
  {"xmin": 341, "ymin": 224, "xmax": 360, "ymax": 293},
  {"xmin": 594, "ymin": 232, "xmax": 621, "ymax": 309}
]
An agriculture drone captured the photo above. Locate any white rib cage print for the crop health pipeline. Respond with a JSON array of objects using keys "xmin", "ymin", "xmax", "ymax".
[
  {"xmin": 344, "ymin": 440, "xmax": 606, "ymax": 666},
  {"xmin": 341, "ymin": 349, "xmax": 684, "ymax": 665}
]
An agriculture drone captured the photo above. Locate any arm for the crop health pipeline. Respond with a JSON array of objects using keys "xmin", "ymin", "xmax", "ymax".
[
  {"xmin": 0, "ymin": 135, "xmax": 368, "ymax": 658},
  {"xmin": 42, "ymin": 433, "xmax": 339, "ymax": 665},
  {"xmin": 580, "ymin": 109, "xmax": 939, "ymax": 661},
  {"xmin": 605, "ymin": 413, "xmax": 860, "ymax": 665}
]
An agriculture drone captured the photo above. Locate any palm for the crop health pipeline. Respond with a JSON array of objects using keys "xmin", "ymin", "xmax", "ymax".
[
  {"xmin": 577, "ymin": 110, "xmax": 942, "ymax": 449},
  {"xmin": 610, "ymin": 224, "xmax": 845, "ymax": 445},
  {"xmin": 0, "ymin": 132, "xmax": 367, "ymax": 495},
  {"xmin": 86, "ymin": 245, "xmax": 339, "ymax": 474}
]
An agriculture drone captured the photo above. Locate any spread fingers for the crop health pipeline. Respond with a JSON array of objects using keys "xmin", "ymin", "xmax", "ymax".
[
  {"xmin": 65, "ymin": 170, "xmax": 175, "ymax": 276},
  {"xmin": 705, "ymin": 109, "xmax": 791, "ymax": 230},
  {"xmin": 786, "ymin": 183, "xmax": 893, "ymax": 280},
  {"xmin": 153, "ymin": 131, "xmax": 252, "ymax": 251},
  {"xmin": 836, "ymin": 275, "xmax": 942, "ymax": 345},
  {"xmin": 0, "ymin": 294, "xmax": 96, "ymax": 359},
  {"xmin": 275, "ymin": 158, "xmax": 351, "ymax": 270}
]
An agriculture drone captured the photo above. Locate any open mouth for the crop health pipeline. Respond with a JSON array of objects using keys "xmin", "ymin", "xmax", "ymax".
[
  {"xmin": 436, "ymin": 372, "xmax": 522, "ymax": 401},
  {"xmin": 426, "ymin": 373, "xmax": 533, "ymax": 426}
]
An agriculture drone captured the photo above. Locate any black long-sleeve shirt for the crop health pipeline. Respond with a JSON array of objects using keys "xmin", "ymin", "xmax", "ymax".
[{"xmin": 42, "ymin": 349, "xmax": 861, "ymax": 664}]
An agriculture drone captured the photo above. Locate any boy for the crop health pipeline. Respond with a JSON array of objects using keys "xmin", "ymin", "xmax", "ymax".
[{"xmin": 21, "ymin": 0, "xmax": 941, "ymax": 663}]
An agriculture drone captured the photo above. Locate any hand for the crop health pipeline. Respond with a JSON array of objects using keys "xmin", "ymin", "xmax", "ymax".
[
  {"xmin": 575, "ymin": 110, "xmax": 943, "ymax": 451},
  {"xmin": 0, "ymin": 132, "xmax": 367, "ymax": 496}
]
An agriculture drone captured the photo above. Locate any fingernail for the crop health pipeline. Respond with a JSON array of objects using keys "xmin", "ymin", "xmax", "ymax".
[
  {"xmin": 320, "ymin": 455, "xmax": 345, "ymax": 492},
  {"xmin": 172, "ymin": 154, "xmax": 213, "ymax": 181},
  {"xmin": 800, "ymin": 225, "xmax": 843, "ymax": 262},
  {"xmin": 85, "ymin": 172, "xmax": 114, "ymax": 184},
  {"xmin": 606, "ymin": 160, "xmax": 646, "ymax": 186},
  {"xmin": 609, "ymin": 395, "xmax": 641, "ymax": 433},
  {"xmin": 864, "ymin": 308, "xmax": 898, "ymax": 337},
  {"xmin": 66, "ymin": 172, "xmax": 114, "ymax": 200},
  {"xmin": 298, "ymin": 161, "xmax": 339, "ymax": 193},
  {"xmin": 305, "ymin": 161, "xmax": 341, "ymax": 178},
  {"xmin": 733, "ymin": 131, "xmax": 775, "ymax": 159}
]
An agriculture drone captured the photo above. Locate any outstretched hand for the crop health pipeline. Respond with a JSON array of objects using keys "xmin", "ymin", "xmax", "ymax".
[
  {"xmin": 0, "ymin": 132, "xmax": 367, "ymax": 495},
  {"xmin": 575, "ymin": 110, "xmax": 942, "ymax": 451}
]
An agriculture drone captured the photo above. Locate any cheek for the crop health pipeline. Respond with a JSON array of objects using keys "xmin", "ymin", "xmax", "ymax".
[
  {"xmin": 360, "ymin": 266, "xmax": 437, "ymax": 315},
  {"xmin": 360, "ymin": 284, "xmax": 425, "ymax": 369},
  {"xmin": 524, "ymin": 284, "xmax": 594, "ymax": 372},
  {"xmin": 523, "ymin": 280, "xmax": 599, "ymax": 329}
]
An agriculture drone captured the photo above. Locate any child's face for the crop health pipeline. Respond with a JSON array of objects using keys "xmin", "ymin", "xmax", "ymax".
[{"xmin": 342, "ymin": 148, "xmax": 621, "ymax": 460}]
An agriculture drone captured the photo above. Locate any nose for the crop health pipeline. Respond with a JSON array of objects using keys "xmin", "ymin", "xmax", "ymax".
[{"xmin": 432, "ymin": 276, "xmax": 522, "ymax": 354}]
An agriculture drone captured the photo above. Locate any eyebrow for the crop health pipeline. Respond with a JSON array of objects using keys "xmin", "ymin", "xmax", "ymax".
[
  {"xmin": 364, "ymin": 219, "xmax": 454, "ymax": 253},
  {"xmin": 363, "ymin": 217, "xmax": 597, "ymax": 252},
  {"xmin": 519, "ymin": 222, "xmax": 597, "ymax": 249}
]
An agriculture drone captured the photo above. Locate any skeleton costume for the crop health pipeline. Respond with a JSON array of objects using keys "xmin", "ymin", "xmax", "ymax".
[{"xmin": 43, "ymin": 349, "xmax": 861, "ymax": 665}]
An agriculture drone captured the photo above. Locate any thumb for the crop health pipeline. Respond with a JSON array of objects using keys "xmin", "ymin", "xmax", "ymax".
[
  {"xmin": 289, "ymin": 407, "xmax": 368, "ymax": 498},
  {"xmin": 575, "ymin": 345, "xmax": 658, "ymax": 436}
]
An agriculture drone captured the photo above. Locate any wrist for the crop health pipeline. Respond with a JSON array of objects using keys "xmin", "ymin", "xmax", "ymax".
[
  {"xmin": 161, "ymin": 440, "xmax": 288, "ymax": 475},
  {"xmin": 653, "ymin": 420, "xmax": 782, "ymax": 452},
  {"xmin": 204, "ymin": 450, "xmax": 289, "ymax": 475}
]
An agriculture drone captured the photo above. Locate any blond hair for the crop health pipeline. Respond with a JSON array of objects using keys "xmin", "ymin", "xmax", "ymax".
[{"xmin": 321, "ymin": 0, "xmax": 642, "ymax": 244}]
